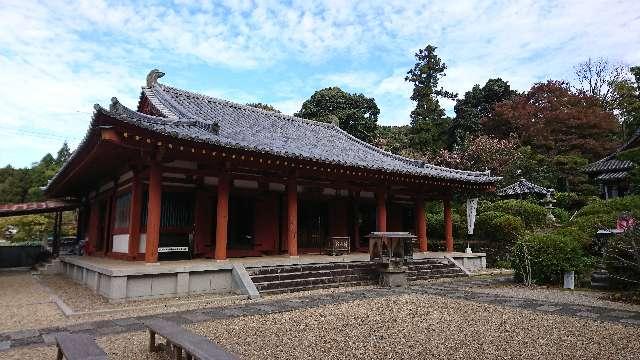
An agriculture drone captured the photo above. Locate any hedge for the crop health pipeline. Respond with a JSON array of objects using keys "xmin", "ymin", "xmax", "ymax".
[
  {"xmin": 511, "ymin": 231, "xmax": 593, "ymax": 285},
  {"xmin": 474, "ymin": 211, "xmax": 524, "ymax": 244},
  {"xmin": 484, "ymin": 199, "xmax": 548, "ymax": 229}
]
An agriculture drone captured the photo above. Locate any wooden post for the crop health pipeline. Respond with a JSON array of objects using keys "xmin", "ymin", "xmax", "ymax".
[
  {"xmin": 376, "ymin": 188, "xmax": 387, "ymax": 232},
  {"xmin": 286, "ymin": 175, "xmax": 298, "ymax": 257},
  {"xmin": 145, "ymin": 163, "xmax": 162, "ymax": 263},
  {"xmin": 52, "ymin": 211, "xmax": 61, "ymax": 258},
  {"xmin": 416, "ymin": 197, "xmax": 428, "ymax": 252},
  {"xmin": 443, "ymin": 198, "xmax": 453, "ymax": 252},
  {"xmin": 352, "ymin": 190, "xmax": 360, "ymax": 251},
  {"xmin": 128, "ymin": 173, "xmax": 142, "ymax": 259},
  {"xmin": 148, "ymin": 330, "xmax": 156, "ymax": 352},
  {"xmin": 215, "ymin": 173, "xmax": 230, "ymax": 260}
]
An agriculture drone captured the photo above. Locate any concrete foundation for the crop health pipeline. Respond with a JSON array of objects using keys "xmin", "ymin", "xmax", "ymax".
[{"xmin": 60, "ymin": 256, "xmax": 236, "ymax": 301}]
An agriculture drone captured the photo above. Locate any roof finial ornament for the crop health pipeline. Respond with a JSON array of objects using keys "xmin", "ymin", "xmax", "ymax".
[{"xmin": 146, "ymin": 69, "xmax": 165, "ymax": 87}]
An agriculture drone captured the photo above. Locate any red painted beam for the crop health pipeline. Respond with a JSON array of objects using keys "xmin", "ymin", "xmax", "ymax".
[
  {"xmin": 286, "ymin": 176, "xmax": 298, "ymax": 257},
  {"xmin": 215, "ymin": 173, "xmax": 230, "ymax": 260},
  {"xmin": 145, "ymin": 163, "xmax": 162, "ymax": 263},
  {"xmin": 416, "ymin": 197, "xmax": 428, "ymax": 252},
  {"xmin": 376, "ymin": 188, "xmax": 387, "ymax": 232},
  {"xmin": 128, "ymin": 173, "xmax": 142, "ymax": 259}
]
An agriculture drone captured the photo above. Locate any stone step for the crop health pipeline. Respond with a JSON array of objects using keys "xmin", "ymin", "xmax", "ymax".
[
  {"xmin": 251, "ymin": 268, "xmax": 375, "ymax": 284},
  {"xmin": 259, "ymin": 280, "xmax": 375, "ymax": 295},
  {"xmin": 246, "ymin": 262, "xmax": 375, "ymax": 276},
  {"xmin": 255, "ymin": 274, "xmax": 375, "ymax": 291}
]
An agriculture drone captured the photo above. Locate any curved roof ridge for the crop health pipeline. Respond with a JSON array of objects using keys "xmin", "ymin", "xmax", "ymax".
[
  {"xmin": 154, "ymin": 83, "xmax": 338, "ymax": 129},
  {"xmin": 150, "ymin": 83, "xmax": 492, "ymax": 179}
]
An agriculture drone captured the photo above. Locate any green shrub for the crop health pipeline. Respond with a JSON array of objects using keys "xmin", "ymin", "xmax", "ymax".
[
  {"xmin": 485, "ymin": 200, "xmax": 548, "ymax": 229},
  {"xmin": 511, "ymin": 231, "xmax": 594, "ymax": 285},
  {"xmin": 554, "ymin": 192, "xmax": 585, "ymax": 211},
  {"xmin": 550, "ymin": 208, "xmax": 570, "ymax": 224},
  {"xmin": 475, "ymin": 211, "xmax": 525, "ymax": 244},
  {"xmin": 575, "ymin": 195, "xmax": 640, "ymax": 219}
]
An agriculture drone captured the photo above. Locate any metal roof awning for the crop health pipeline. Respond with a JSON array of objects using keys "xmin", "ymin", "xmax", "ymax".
[{"xmin": 0, "ymin": 199, "xmax": 80, "ymax": 217}]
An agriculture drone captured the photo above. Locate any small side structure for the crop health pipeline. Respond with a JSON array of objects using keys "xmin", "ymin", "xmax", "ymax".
[{"xmin": 585, "ymin": 127, "xmax": 640, "ymax": 199}]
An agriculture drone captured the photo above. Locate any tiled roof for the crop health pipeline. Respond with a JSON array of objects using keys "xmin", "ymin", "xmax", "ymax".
[
  {"xmin": 596, "ymin": 171, "xmax": 629, "ymax": 181},
  {"xmin": 584, "ymin": 158, "xmax": 635, "ymax": 174},
  {"xmin": 497, "ymin": 178, "xmax": 552, "ymax": 196},
  {"xmin": 0, "ymin": 199, "xmax": 79, "ymax": 217},
  {"xmin": 91, "ymin": 80, "xmax": 499, "ymax": 184}
]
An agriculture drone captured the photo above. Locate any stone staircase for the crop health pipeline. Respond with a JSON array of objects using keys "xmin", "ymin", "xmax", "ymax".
[
  {"xmin": 406, "ymin": 258, "xmax": 466, "ymax": 281},
  {"xmin": 32, "ymin": 258, "xmax": 61, "ymax": 275},
  {"xmin": 247, "ymin": 258, "xmax": 467, "ymax": 295},
  {"xmin": 246, "ymin": 262, "xmax": 378, "ymax": 295}
]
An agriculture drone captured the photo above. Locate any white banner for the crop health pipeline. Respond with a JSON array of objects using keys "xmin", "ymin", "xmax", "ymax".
[{"xmin": 467, "ymin": 198, "xmax": 478, "ymax": 235}]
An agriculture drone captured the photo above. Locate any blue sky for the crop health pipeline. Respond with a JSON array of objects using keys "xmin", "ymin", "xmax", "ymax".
[{"xmin": 1, "ymin": 0, "xmax": 639, "ymax": 167}]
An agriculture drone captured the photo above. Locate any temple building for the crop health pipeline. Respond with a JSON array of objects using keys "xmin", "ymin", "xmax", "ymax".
[
  {"xmin": 45, "ymin": 70, "xmax": 499, "ymax": 264},
  {"xmin": 585, "ymin": 128, "xmax": 640, "ymax": 199}
]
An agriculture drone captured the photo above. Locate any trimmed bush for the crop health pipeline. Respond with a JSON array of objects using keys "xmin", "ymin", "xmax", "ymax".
[
  {"xmin": 511, "ymin": 231, "xmax": 593, "ymax": 285},
  {"xmin": 554, "ymin": 192, "xmax": 583, "ymax": 211},
  {"xmin": 475, "ymin": 211, "xmax": 525, "ymax": 244},
  {"xmin": 484, "ymin": 200, "xmax": 548, "ymax": 229},
  {"xmin": 550, "ymin": 207, "xmax": 570, "ymax": 224}
]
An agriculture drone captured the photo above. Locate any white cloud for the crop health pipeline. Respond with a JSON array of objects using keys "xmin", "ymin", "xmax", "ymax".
[{"xmin": 0, "ymin": 0, "xmax": 639, "ymax": 166}]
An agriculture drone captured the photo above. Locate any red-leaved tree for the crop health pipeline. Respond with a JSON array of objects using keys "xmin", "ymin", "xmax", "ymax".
[{"xmin": 482, "ymin": 80, "xmax": 619, "ymax": 160}]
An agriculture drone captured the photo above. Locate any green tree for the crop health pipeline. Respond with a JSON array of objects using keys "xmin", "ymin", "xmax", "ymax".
[
  {"xmin": 612, "ymin": 66, "xmax": 640, "ymax": 140},
  {"xmin": 448, "ymin": 78, "xmax": 518, "ymax": 148},
  {"xmin": 374, "ymin": 125, "xmax": 412, "ymax": 154},
  {"xmin": 551, "ymin": 155, "xmax": 597, "ymax": 194},
  {"xmin": 246, "ymin": 102, "xmax": 281, "ymax": 113},
  {"xmin": 295, "ymin": 87, "xmax": 380, "ymax": 143},
  {"xmin": 405, "ymin": 44, "xmax": 457, "ymax": 153},
  {"xmin": 55, "ymin": 141, "xmax": 72, "ymax": 165}
]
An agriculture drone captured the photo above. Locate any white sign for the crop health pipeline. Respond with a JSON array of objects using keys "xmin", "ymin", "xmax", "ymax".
[
  {"xmin": 158, "ymin": 246, "xmax": 189, "ymax": 253},
  {"xmin": 466, "ymin": 198, "xmax": 478, "ymax": 235}
]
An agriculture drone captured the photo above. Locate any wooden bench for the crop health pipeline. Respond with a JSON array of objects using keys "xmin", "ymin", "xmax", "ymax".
[
  {"xmin": 54, "ymin": 333, "xmax": 107, "ymax": 360},
  {"xmin": 144, "ymin": 318, "xmax": 238, "ymax": 360}
]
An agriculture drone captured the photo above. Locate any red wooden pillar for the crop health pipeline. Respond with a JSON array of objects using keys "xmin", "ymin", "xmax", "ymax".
[
  {"xmin": 352, "ymin": 191, "xmax": 360, "ymax": 250},
  {"xmin": 145, "ymin": 163, "xmax": 162, "ymax": 263},
  {"xmin": 128, "ymin": 173, "xmax": 142, "ymax": 260},
  {"xmin": 443, "ymin": 198, "xmax": 453, "ymax": 252},
  {"xmin": 215, "ymin": 173, "xmax": 230, "ymax": 260},
  {"xmin": 416, "ymin": 197, "xmax": 428, "ymax": 252},
  {"xmin": 376, "ymin": 188, "xmax": 387, "ymax": 232},
  {"xmin": 286, "ymin": 176, "xmax": 298, "ymax": 257}
]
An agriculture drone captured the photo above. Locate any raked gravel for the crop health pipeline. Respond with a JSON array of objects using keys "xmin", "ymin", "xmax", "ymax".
[{"xmin": 469, "ymin": 284, "xmax": 640, "ymax": 312}]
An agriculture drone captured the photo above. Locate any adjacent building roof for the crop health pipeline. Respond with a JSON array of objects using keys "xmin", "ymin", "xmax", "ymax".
[
  {"xmin": 584, "ymin": 158, "xmax": 634, "ymax": 174},
  {"xmin": 596, "ymin": 171, "xmax": 629, "ymax": 181},
  {"xmin": 497, "ymin": 178, "xmax": 552, "ymax": 197},
  {"xmin": 0, "ymin": 199, "xmax": 79, "ymax": 217}
]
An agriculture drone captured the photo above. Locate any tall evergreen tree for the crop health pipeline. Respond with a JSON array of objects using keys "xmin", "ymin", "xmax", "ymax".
[
  {"xmin": 405, "ymin": 45, "xmax": 457, "ymax": 153},
  {"xmin": 295, "ymin": 87, "xmax": 380, "ymax": 143},
  {"xmin": 448, "ymin": 78, "xmax": 518, "ymax": 148},
  {"xmin": 55, "ymin": 141, "xmax": 72, "ymax": 165}
]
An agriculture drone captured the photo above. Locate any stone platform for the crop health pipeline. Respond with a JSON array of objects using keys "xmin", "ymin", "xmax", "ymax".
[{"xmin": 59, "ymin": 251, "xmax": 486, "ymax": 301}]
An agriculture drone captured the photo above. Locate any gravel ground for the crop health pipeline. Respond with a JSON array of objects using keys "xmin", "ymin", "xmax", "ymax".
[
  {"xmin": 470, "ymin": 284, "xmax": 640, "ymax": 312},
  {"xmin": 2, "ymin": 283, "xmax": 640, "ymax": 359},
  {"xmin": 0, "ymin": 272, "xmax": 70, "ymax": 332},
  {"xmin": 188, "ymin": 293, "xmax": 640, "ymax": 360}
]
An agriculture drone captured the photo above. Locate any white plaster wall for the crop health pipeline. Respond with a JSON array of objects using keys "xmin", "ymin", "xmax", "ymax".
[
  {"xmin": 234, "ymin": 179, "xmax": 258, "ymax": 189},
  {"xmin": 360, "ymin": 191, "xmax": 374, "ymax": 198},
  {"xmin": 112, "ymin": 234, "xmax": 130, "ymax": 253},
  {"xmin": 204, "ymin": 176, "xmax": 219, "ymax": 185},
  {"xmin": 268, "ymin": 183, "xmax": 285, "ymax": 192},
  {"xmin": 166, "ymin": 160, "xmax": 198, "ymax": 169},
  {"xmin": 139, "ymin": 233, "xmax": 147, "ymax": 253}
]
